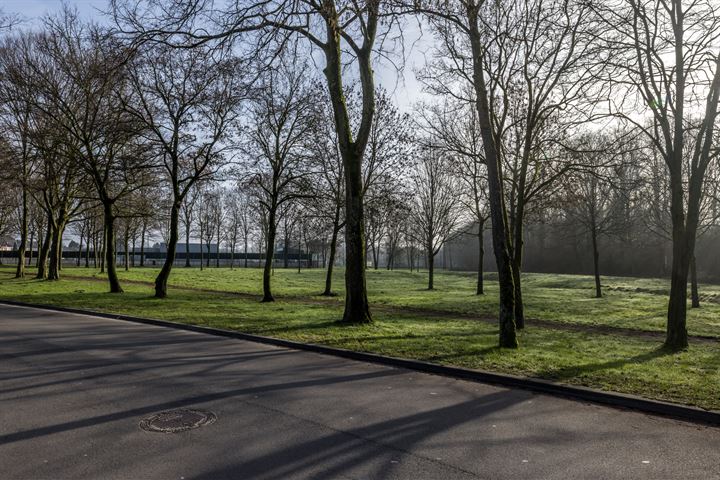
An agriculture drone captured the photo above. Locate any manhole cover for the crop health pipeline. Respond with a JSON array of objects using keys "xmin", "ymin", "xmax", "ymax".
[{"xmin": 139, "ymin": 409, "xmax": 216, "ymax": 433}]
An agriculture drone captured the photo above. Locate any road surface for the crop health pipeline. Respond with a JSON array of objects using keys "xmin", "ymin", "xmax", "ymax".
[{"xmin": 0, "ymin": 303, "xmax": 718, "ymax": 479}]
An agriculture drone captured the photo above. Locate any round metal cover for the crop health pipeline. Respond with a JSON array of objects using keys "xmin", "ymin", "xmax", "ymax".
[{"xmin": 139, "ymin": 408, "xmax": 216, "ymax": 433}]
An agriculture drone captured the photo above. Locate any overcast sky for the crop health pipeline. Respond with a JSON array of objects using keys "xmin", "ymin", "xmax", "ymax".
[{"xmin": 4, "ymin": 0, "xmax": 430, "ymax": 111}]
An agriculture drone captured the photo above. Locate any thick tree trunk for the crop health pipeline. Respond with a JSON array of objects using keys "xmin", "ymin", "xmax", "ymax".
[
  {"xmin": 591, "ymin": 222, "xmax": 602, "ymax": 298},
  {"xmin": 476, "ymin": 226, "xmax": 484, "ymax": 295},
  {"xmin": 322, "ymin": 23, "xmax": 373, "ymax": 325},
  {"xmin": 103, "ymin": 204, "xmax": 123, "ymax": 293},
  {"xmin": 262, "ymin": 209, "xmax": 277, "ymax": 302},
  {"xmin": 155, "ymin": 203, "xmax": 180, "ymax": 298},
  {"xmin": 341, "ymin": 149, "xmax": 371, "ymax": 323},
  {"xmin": 35, "ymin": 213, "xmax": 52, "ymax": 280},
  {"xmin": 15, "ymin": 189, "xmax": 28, "ymax": 278},
  {"xmin": 690, "ymin": 254, "xmax": 699, "ymax": 308},
  {"xmin": 468, "ymin": 5, "xmax": 517, "ymax": 347},
  {"xmin": 48, "ymin": 222, "xmax": 65, "ymax": 281}
]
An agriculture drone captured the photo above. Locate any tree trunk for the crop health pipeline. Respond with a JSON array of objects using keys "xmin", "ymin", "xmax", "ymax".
[
  {"xmin": 283, "ymin": 231, "xmax": 289, "ymax": 269},
  {"xmin": 199, "ymin": 227, "xmax": 203, "ymax": 271},
  {"xmin": 262, "ymin": 209, "xmax": 277, "ymax": 302},
  {"xmin": 690, "ymin": 254, "xmax": 700, "ymax": 308},
  {"xmin": 476, "ymin": 225, "xmax": 484, "ymax": 295},
  {"xmin": 103, "ymin": 203, "xmax": 123, "ymax": 293},
  {"xmin": 322, "ymin": 24, "xmax": 373, "ymax": 325},
  {"xmin": 155, "ymin": 202, "xmax": 180, "ymax": 298},
  {"xmin": 35, "ymin": 214, "xmax": 52, "ymax": 280},
  {"xmin": 15, "ymin": 188, "xmax": 28, "ymax": 278},
  {"xmin": 591, "ymin": 221, "xmax": 602, "ymax": 299},
  {"xmin": 341, "ymin": 148, "xmax": 371, "ymax": 323},
  {"xmin": 48, "ymin": 221, "xmax": 65, "ymax": 281},
  {"xmin": 323, "ymin": 221, "xmax": 340, "ymax": 296},
  {"xmin": 427, "ymin": 248, "xmax": 434, "ymax": 290},
  {"xmin": 468, "ymin": 5, "xmax": 517, "ymax": 347},
  {"xmin": 244, "ymin": 238, "xmax": 248, "ymax": 268},
  {"xmin": 230, "ymin": 241, "xmax": 235, "ymax": 269}
]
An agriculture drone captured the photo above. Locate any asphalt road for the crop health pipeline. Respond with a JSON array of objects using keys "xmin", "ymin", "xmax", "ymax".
[{"xmin": 0, "ymin": 303, "xmax": 718, "ymax": 480}]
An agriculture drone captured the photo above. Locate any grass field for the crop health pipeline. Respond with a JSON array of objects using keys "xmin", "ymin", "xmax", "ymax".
[{"xmin": 1, "ymin": 264, "xmax": 719, "ymax": 410}]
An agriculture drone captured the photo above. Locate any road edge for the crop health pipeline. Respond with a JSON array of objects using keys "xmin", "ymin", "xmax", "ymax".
[{"xmin": 2, "ymin": 298, "xmax": 718, "ymax": 426}]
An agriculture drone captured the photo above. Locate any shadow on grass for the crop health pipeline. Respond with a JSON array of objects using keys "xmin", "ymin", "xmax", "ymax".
[{"xmin": 536, "ymin": 346, "xmax": 675, "ymax": 381}]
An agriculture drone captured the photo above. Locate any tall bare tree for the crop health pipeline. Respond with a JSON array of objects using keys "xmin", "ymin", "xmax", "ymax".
[
  {"xmin": 243, "ymin": 58, "xmax": 316, "ymax": 302},
  {"xmin": 125, "ymin": 44, "xmax": 243, "ymax": 297},
  {"xmin": 596, "ymin": 0, "xmax": 720, "ymax": 349}
]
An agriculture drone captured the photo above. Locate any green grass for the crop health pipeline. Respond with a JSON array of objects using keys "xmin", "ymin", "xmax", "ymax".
[
  {"xmin": 0, "ymin": 265, "xmax": 719, "ymax": 410},
  {"xmin": 61, "ymin": 265, "xmax": 720, "ymax": 337}
]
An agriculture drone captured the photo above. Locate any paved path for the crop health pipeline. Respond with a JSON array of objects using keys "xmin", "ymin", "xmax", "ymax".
[{"xmin": 0, "ymin": 303, "xmax": 718, "ymax": 479}]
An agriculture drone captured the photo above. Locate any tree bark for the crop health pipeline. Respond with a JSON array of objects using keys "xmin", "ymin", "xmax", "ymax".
[
  {"xmin": 35, "ymin": 212, "xmax": 52, "ymax": 279},
  {"xmin": 321, "ymin": 13, "xmax": 374, "ymax": 324},
  {"xmin": 341, "ymin": 148, "xmax": 371, "ymax": 323},
  {"xmin": 323, "ymin": 217, "xmax": 341, "ymax": 296},
  {"xmin": 103, "ymin": 203, "xmax": 123, "ymax": 293},
  {"xmin": 467, "ymin": 3, "xmax": 517, "ymax": 347},
  {"xmin": 476, "ymin": 225, "xmax": 484, "ymax": 295},
  {"xmin": 262, "ymin": 208, "xmax": 277, "ymax": 302},
  {"xmin": 244, "ymin": 238, "xmax": 248, "ymax": 268},
  {"xmin": 15, "ymin": 188, "xmax": 28, "ymax": 278},
  {"xmin": 155, "ymin": 202, "xmax": 181, "ymax": 298},
  {"xmin": 427, "ymin": 248, "xmax": 434, "ymax": 290},
  {"xmin": 690, "ymin": 254, "xmax": 699, "ymax": 308},
  {"xmin": 48, "ymin": 221, "xmax": 65, "ymax": 281}
]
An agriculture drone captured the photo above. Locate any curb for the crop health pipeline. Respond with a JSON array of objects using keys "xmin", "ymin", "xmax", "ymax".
[{"xmin": 2, "ymin": 299, "xmax": 719, "ymax": 426}]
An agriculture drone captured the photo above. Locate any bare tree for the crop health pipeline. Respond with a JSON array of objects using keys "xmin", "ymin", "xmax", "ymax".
[
  {"xmin": 596, "ymin": 0, "xmax": 720, "ymax": 349},
  {"xmin": 23, "ymin": 11, "xmax": 154, "ymax": 292},
  {"xmin": 409, "ymin": 149, "xmax": 464, "ymax": 290},
  {"xmin": 243, "ymin": 58, "xmax": 316, "ymax": 302},
  {"xmin": 113, "ymin": 0, "xmax": 406, "ymax": 323},
  {"xmin": 125, "ymin": 43, "xmax": 243, "ymax": 296},
  {"xmin": 0, "ymin": 34, "xmax": 35, "ymax": 278},
  {"xmin": 417, "ymin": 97, "xmax": 489, "ymax": 294}
]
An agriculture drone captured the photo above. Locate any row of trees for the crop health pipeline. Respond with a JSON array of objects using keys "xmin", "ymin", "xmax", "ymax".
[{"xmin": 2, "ymin": 0, "xmax": 719, "ymax": 351}]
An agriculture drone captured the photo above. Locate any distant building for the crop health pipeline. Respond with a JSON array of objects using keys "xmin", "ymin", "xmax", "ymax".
[
  {"xmin": 153, "ymin": 242, "xmax": 219, "ymax": 254},
  {"xmin": 0, "ymin": 235, "xmax": 14, "ymax": 252}
]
